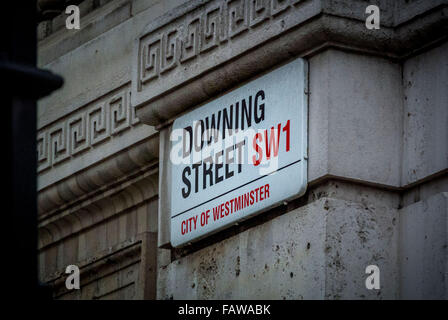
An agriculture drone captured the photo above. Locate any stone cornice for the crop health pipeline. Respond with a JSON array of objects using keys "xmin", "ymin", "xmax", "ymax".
[
  {"xmin": 37, "ymin": 135, "xmax": 159, "ymax": 252},
  {"xmin": 38, "ymin": 134, "xmax": 159, "ymax": 217},
  {"xmin": 43, "ymin": 236, "xmax": 142, "ymax": 297},
  {"xmin": 38, "ymin": 169, "xmax": 158, "ymax": 250},
  {"xmin": 131, "ymin": 0, "xmax": 448, "ymax": 127}
]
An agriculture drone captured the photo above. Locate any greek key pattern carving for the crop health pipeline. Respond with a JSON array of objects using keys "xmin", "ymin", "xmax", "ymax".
[
  {"xmin": 138, "ymin": 0, "xmax": 302, "ymax": 90},
  {"xmin": 37, "ymin": 85, "xmax": 140, "ymax": 173}
]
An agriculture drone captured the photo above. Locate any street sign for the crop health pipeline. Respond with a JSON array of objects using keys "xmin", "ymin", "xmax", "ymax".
[{"xmin": 169, "ymin": 58, "xmax": 308, "ymax": 247}]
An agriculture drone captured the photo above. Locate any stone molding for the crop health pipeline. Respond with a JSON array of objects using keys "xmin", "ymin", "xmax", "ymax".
[
  {"xmin": 37, "ymin": 134, "xmax": 159, "ymax": 254},
  {"xmin": 38, "ymin": 83, "xmax": 137, "ymax": 173},
  {"xmin": 37, "ymin": 130, "xmax": 160, "ymax": 299},
  {"xmin": 44, "ymin": 236, "xmax": 142, "ymax": 298},
  {"xmin": 38, "ymin": 173, "xmax": 158, "ymax": 255},
  {"xmin": 38, "ymin": 133, "xmax": 159, "ymax": 215},
  {"xmin": 38, "ymin": 166, "xmax": 158, "ymax": 250},
  {"xmin": 132, "ymin": 0, "xmax": 447, "ymax": 127},
  {"xmin": 37, "ymin": 82, "xmax": 158, "ymax": 192}
]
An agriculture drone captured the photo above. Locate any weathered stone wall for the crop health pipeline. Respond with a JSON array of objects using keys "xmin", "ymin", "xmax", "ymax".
[
  {"xmin": 37, "ymin": 0, "xmax": 181, "ymax": 299},
  {"xmin": 156, "ymin": 43, "xmax": 447, "ymax": 299},
  {"xmin": 158, "ymin": 181, "xmax": 401, "ymax": 299},
  {"xmin": 37, "ymin": 0, "xmax": 447, "ymax": 299}
]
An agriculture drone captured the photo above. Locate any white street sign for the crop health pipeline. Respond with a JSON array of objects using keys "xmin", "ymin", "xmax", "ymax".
[{"xmin": 170, "ymin": 58, "xmax": 308, "ymax": 247}]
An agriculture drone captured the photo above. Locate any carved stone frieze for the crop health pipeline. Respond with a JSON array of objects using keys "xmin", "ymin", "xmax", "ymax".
[
  {"xmin": 37, "ymin": 84, "xmax": 139, "ymax": 173},
  {"xmin": 37, "ymin": 83, "xmax": 157, "ymax": 191},
  {"xmin": 132, "ymin": 0, "xmax": 447, "ymax": 127}
]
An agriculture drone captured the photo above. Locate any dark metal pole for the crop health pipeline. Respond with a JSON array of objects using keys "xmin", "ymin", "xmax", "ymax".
[{"xmin": 2, "ymin": 1, "xmax": 63, "ymax": 299}]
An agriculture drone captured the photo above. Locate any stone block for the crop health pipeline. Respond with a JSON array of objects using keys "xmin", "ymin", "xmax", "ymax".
[
  {"xmin": 309, "ymin": 49, "xmax": 403, "ymax": 187},
  {"xmin": 324, "ymin": 196, "xmax": 398, "ymax": 299},
  {"xmin": 157, "ymin": 195, "xmax": 399, "ymax": 299},
  {"xmin": 41, "ymin": 0, "xmax": 131, "ymax": 64},
  {"xmin": 402, "ymin": 42, "xmax": 448, "ymax": 186},
  {"xmin": 399, "ymin": 192, "xmax": 448, "ymax": 299}
]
